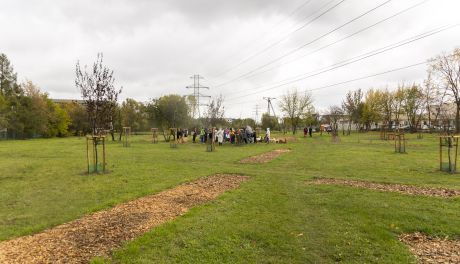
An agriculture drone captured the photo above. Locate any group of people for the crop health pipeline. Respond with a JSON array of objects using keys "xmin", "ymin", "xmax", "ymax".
[
  {"xmin": 191, "ymin": 127, "xmax": 273, "ymax": 145},
  {"xmin": 303, "ymin": 126, "xmax": 313, "ymax": 137}
]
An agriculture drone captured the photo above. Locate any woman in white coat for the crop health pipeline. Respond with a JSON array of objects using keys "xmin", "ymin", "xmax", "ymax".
[
  {"xmin": 217, "ymin": 128, "xmax": 224, "ymax": 146},
  {"xmin": 265, "ymin": 128, "xmax": 270, "ymax": 143}
]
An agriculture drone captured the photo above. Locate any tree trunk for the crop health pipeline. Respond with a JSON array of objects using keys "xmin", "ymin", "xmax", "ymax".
[{"xmin": 118, "ymin": 129, "xmax": 123, "ymax": 141}]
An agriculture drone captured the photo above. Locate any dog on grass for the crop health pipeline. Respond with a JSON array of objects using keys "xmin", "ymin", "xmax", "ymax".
[{"xmin": 277, "ymin": 138, "xmax": 287, "ymax": 144}]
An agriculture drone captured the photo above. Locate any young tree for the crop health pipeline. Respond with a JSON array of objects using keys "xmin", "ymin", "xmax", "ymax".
[
  {"xmin": 402, "ymin": 83, "xmax": 424, "ymax": 132},
  {"xmin": 429, "ymin": 48, "xmax": 460, "ymax": 133},
  {"xmin": 279, "ymin": 89, "xmax": 314, "ymax": 134},
  {"xmin": 342, "ymin": 89, "xmax": 363, "ymax": 134},
  {"xmin": 75, "ymin": 53, "xmax": 122, "ymax": 135},
  {"xmin": 378, "ymin": 88, "xmax": 394, "ymax": 129},
  {"xmin": 328, "ymin": 105, "xmax": 344, "ymax": 132},
  {"xmin": 361, "ymin": 89, "xmax": 381, "ymax": 130},
  {"xmin": 205, "ymin": 95, "xmax": 225, "ymax": 127},
  {"xmin": 392, "ymin": 86, "xmax": 405, "ymax": 130}
]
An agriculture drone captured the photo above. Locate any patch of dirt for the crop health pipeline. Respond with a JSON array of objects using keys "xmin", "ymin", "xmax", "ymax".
[
  {"xmin": 240, "ymin": 149, "xmax": 291, "ymax": 164},
  {"xmin": 0, "ymin": 174, "xmax": 249, "ymax": 264},
  {"xmin": 400, "ymin": 232, "xmax": 460, "ymax": 263},
  {"xmin": 308, "ymin": 178, "xmax": 460, "ymax": 198},
  {"xmin": 282, "ymin": 136, "xmax": 297, "ymax": 142}
]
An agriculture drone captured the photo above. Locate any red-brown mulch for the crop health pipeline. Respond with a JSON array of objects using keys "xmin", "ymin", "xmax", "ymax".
[
  {"xmin": 239, "ymin": 149, "xmax": 291, "ymax": 164},
  {"xmin": 308, "ymin": 178, "xmax": 460, "ymax": 198},
  {"xmin": 400, "ymin": 232, "xmax": 460, "ymax": 263},
  {"xmin": 0, "ymin": 174, "xmax": 249, "ymax": 264}
]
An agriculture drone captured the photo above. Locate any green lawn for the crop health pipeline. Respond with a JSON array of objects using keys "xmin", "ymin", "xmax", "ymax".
[{"xmin": 1, "ymin": 132, "xmax": 459, "ymax": 263}]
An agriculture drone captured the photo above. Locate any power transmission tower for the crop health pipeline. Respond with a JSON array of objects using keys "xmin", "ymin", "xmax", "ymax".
[
  {"xmin": 186, "ymin": 74, "xmax": 211, "ymax": 118},
  {"xmin": 253, "ymin": 104, "xmax": 259, "ymax": 125},
  {"xmin": 263, "ymin": 97, "xmax": 277, "ymax": 119}
]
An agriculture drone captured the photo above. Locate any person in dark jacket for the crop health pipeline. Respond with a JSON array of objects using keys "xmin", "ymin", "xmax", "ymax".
[{"xmin": 192, "ymin": 128, "xmax": 197, "ymax": 143}]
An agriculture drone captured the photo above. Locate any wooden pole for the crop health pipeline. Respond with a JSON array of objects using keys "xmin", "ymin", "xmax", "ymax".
[
  {"xmin": 455, "ymin": 137, "xmax": 458, "ymax": 173},
  {"xmin": 102, "ymin": 137, "xmax": 106, "ymax": 173},
  {"xmin": 86, "ymin": 136, "xmax": 90, "ymax": 174},
  {"xmin": 92, "ymin": 137, "xmax": 96, "ymax": 173},
  {"xmin": 440, "ymin": 137, "xmax": 442, "ymax": 171}
]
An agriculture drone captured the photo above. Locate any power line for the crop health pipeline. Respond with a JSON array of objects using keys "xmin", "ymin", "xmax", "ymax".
[
  {"xmin": 215, "ymin": 0, "xmax": 393, "ymax": 88},
  {"xmin": 224, "ymin": 23, "xmax": 458, "ymax": 102},
  {"xmin": 217, "ymin": 0, "xmax": 429, "ymax": 87},
  {"xmin": 214, "ymin": 0, "xmax": 345, "ymax": 78},
  {"xmin": 225, "ymin": 61, "xmax": 427, "ymax": 107},
  {"xmin": 307, "ymin": 61, "xmax": 427, "ymax": 92},
  {"xmin": 214, "ymin": 0, "xmax": 315, "ymax": 76}
]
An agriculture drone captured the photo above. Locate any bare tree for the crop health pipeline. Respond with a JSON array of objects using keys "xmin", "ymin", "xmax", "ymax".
[
  {"xmin": 328, "ymin": 105, "xmax": 343, "ymax": 142},
  {"xmin": 429, "ymin": 48, "xmax": 460, "ymax": 133},
  {"xmin": 423, "ymin": 71, "xmax": 448, "ymax": 133},
  {"xmin": 75, "ymin": 53, "xmax": 122, "ymax": 135},
  {"xmin": 279, "ymin": 89, "xmax": 314, "ymax": 134}
]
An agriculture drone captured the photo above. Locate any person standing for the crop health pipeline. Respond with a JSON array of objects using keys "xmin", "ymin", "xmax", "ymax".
[
  {"xmin": 303, "ymin": 127, "xmax": 308, "ymax": 137},
  {"xmin": 192, "ymin": 128, "xmax": 197, "ymax": 143},
  {"xmin": 217, "ymin": 128, "xmax": 224, "ymax": 146},
  {"xmin": 309, "ymin": 126, "xmax": 313, "ymax": 137},
  {"xmin": 265, "ymin": 128, "xmax": 271, "ymax": 143},
  {"xmin": 200, "ymin": 128, "xmax": 205, "ymax": 143}
]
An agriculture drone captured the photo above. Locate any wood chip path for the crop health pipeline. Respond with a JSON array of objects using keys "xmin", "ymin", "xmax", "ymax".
[
  {"xmin": 400, "ymin": 232, "xmax": 460, "ymax": 263},
  {"xmin": 308, "ymin": 178, "xmax": 460, "ymax": 198},
  {"xmin": 240, "ymin": 149, "xmax": 291, "ymax": 164},
  {"xmin": 0, "ymin": 174, "xmax": 249, "ymax": 264}
]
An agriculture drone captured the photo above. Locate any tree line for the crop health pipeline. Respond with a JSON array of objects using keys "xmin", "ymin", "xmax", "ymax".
[
  {"xmin": 0, "ymin": 54, "xmax": 70, "ymax": 138},
  {"xmin": 0, "ymin": 53, "xmax": 233, "ymax": 139},
  {"xmin": 327, "ymin": 47, "xmax": 460, "ymax": 135},
  {"xmin": 2, "ymin": 47, "xmax": 459, "ymax": 139}
]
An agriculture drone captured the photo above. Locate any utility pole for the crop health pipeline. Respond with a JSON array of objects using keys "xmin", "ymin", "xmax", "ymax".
[
  {"xmin": 263, "ymin": 97, "xmax": 277, "ymax": 119},
  {"xmin": 186, "ymin": 74, "xmax": 211, "ymax": 119}
]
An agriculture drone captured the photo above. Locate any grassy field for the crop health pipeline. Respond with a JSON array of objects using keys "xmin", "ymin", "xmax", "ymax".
[{"xmin": 1, "ymin": 132, "xmax": 460, "ymax": 263}]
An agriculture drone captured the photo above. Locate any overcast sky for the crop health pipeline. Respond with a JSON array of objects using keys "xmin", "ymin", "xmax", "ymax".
[{"xmin": 1, "ymin": 0, "xmax": 460, "ymax": 120}]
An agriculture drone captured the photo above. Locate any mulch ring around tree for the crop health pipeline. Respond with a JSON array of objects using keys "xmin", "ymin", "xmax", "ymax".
[
  {"xmin": 0, "ymin": 174, "xmax": 249, "ymax": 264},
  {"xmin": 307, "ymin": 178, "xmax": 460, "ymax": 198},
  {"xmin": 239, "ymin": 149, "xmax": 291, "ymax": 164},
  {"xmin": 399, "ymin": 232, "xmax": 460, "ymax": 263}
]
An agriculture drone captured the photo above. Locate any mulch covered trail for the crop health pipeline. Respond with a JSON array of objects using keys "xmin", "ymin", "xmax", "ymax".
[
  {"xmin": 240, "ymin": 149, "xmax": 291, "ymax": 164},
  {"xmin": 308, "ymin": 178, "xmax": 460, "ymax": 198},
  {"xmin": 400, "ymin": 232, "xmax": 460, "ymax": 263},
  {"xmin": 0, "ymin": 174, "xmax": 248, "ymax": 264}
]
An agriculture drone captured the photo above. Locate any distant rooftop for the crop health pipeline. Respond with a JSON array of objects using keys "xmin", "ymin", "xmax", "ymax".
[{"xmin": 51, "ymin": 99, "xmax": 85, "ymax": 104}]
